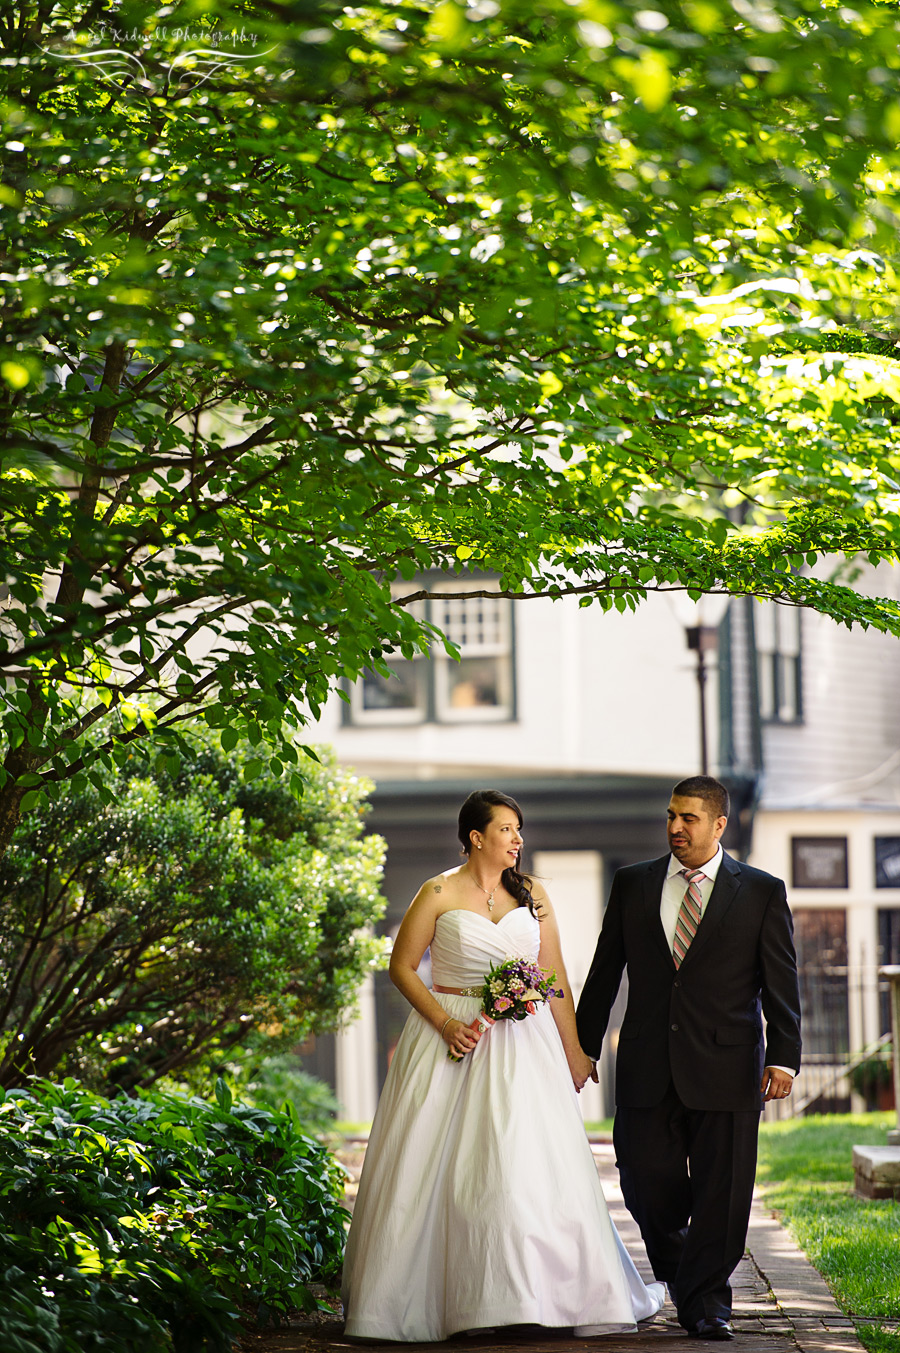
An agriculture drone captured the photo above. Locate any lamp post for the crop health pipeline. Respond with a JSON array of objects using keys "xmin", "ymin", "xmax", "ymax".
[
  {"xmin": 667, "ymin": 594, "xmax": 732, "ymax": 777},
  {"xmin": 685, "ymin": 623, "xmax": 720, "ymax": 775}
]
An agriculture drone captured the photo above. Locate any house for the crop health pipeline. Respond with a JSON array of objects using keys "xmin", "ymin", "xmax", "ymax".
[
  {"xmin": 748, "ymin": 564, "xmax": 900, "ymax": 1114},
  {"xmin": 300, "ymin": 566, "xmax": 900, "ymax": 1122}
]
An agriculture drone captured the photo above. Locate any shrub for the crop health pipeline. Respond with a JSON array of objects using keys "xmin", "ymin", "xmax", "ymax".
[
  {"xmin": 849, "ymin": 1047, "xmax": 894, "ymax": 1108},
  {"xmin": 237, "ymin": 1059, "xmax": 341, "ymax": 1138},
  {"xmin": 0, "ymin": 1078, "xmax": 348, "ymax": 1353},
  {"xmin": 0, "ymin": 737, "xmax": 387, "ymax": 1092}
]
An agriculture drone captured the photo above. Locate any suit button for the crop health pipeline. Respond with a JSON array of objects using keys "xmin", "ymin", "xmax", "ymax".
[
  {"xmin": 673, "ymin": 980, "xmax": 681, "ymax": 988},
  {"xmin": 671, "ymin": 1023, "xmax": 679, "ymax": 1031}
]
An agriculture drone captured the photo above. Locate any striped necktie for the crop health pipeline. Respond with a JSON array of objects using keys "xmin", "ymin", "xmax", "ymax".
[{"xmin": 673, "ymin": 868, "xmax": 705, "ymax": 968}]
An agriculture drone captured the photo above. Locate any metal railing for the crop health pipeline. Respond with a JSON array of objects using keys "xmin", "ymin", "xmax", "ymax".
[
  {"xmin": 766, "ymin": 960, "xmax": 895, "ymax": 1119},
  {"xmin": 789, "ymin": 1030, "xmax": 892, "ymax": 1117}
]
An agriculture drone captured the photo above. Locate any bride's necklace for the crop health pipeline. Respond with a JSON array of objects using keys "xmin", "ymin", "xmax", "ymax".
[{"xmin": 469, "ymin": 869, "xmax": 500, "ymax": 914}]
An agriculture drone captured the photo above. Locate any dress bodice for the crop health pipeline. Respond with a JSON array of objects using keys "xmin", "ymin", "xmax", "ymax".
[{"xmin": 430, "ymin": 907, "xmax": 540, "ymax": 988}]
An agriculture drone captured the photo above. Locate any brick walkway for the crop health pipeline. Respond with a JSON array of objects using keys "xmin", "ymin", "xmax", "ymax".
[{"xmin": 238, "ymin": 1139, "xmax": 864, "ymax": 1353}]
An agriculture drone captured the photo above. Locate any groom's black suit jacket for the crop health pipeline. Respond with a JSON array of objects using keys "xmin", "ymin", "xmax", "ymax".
[{"xmin": 576, "ymin": 851, "xmax": 802, "ymax": 1113}]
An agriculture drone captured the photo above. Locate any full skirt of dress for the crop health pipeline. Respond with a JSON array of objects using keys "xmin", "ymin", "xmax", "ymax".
[{"xmin": 342, "ymin": 908, "xmax": 665, "ymax": 1342}]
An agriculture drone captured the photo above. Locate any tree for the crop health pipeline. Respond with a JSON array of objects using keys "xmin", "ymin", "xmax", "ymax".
[
  {"xmin": 0, "ymin": 737, "xmax": 387, "ymax": 1090},
  {"xmin": 2, "ymin": 0, "xmax": 900, "ymax": 857}
]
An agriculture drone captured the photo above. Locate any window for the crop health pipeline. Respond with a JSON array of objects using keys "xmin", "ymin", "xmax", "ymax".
[
  {"xmin": 346, "ymin": 587, "xmax": 515, "ymax": 726},
  {"xmin": 754, "ymin": 600, "xmax": 802, "ymax": 722},
  {"xmin": 349, "ymin": 600, "xmax": 429, "ymax": 725},
  {"xmin": 793, "ymin": 908, "xmax": 849, "ymax": 1059},
  {"xmin": 791, "ymin": 836, "xmax": 848, "ymax": 889},
  {"xmin": 877, "ymin": 909, "xmax": 900, "ymax": 1036},
  {"xmin": 431, "ymin": 590, "xmax": 513, "ymax": 723},
  {"xmin": 875, "ymin": 838, "xmax": 900, "ymax": 889}
]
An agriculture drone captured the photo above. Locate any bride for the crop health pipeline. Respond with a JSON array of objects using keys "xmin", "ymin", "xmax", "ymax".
[{"xmin": 341, "ymin": 789, "xmax": 666, "ymax": 1342}]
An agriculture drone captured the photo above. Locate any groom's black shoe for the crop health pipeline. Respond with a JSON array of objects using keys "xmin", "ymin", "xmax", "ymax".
[{"xmin": 689, "ymin": 1318, "xmax": 735, "ymax": 1340}]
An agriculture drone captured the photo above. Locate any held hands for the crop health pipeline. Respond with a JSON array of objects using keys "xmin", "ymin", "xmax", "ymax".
[
  {"xmin": 440, "ymin": 1017, "xmax": 482, "ymax": 1060},
  {"xmin": 570, "ymin": 1049, "xmax": 600, "ymax": 1094},
  {"xmin": 761, "ymin": 1066, "xmax": 794, "ymax": 1102}
]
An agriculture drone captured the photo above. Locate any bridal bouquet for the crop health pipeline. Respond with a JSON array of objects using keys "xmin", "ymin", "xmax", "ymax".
[{"xmin": 448, "ymin": 956, "xmax": 563, "ymax": 1061}]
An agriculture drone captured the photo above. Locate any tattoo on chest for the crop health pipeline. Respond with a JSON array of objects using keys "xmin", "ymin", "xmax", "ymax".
[{"xmin": 433, "ymin": 885, "xmax": 442, "ymax": 893}]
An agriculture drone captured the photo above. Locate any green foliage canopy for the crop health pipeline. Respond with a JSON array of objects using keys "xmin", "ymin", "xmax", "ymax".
[
  {"xmin": 0, "ymin": 739, "xmax": 386, "ymax": 1091},
  {"xmin": 2, "ymin": 0, "xmax": 900, "ymax": 851}
]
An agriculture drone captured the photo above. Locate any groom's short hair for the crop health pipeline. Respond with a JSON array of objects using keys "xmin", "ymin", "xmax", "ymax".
[{"xmin": 672, "ymin": 775, "xmax": 730, "ymax": 820}]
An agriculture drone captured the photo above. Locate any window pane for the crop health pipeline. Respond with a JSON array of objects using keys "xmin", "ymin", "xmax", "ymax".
[
  {"xmin": 758, "ymin": 653, "xmax": 775, "ymax": 721},
  {"xmin": 776, "ymin": 606, "xmax": 801, "ymax": 658},
  {"xmin": 434, "ymin": 594, "xmax": 508, "ymax": 651},
  {"xmin": 791, "ymin": 836, "xmax": 848, "ymax": 888},
  {"xmin": 793, "ymin": 908, "xmax": 849, "ymax": 1058},
  {"xmin": 350, "ymin": 587, "xmax": 514, "ymax": 726},
  {"xmin": 756, "ymin": 599, "xmax": 802, "ymax": 723},
  {"xmin": 362, "ymin": 662, "xmax": 422, "ymax": 710},
  {"xmin": 353, "ymin": 659, "xmax": 426, "ymax": 723},
  {"xmin": 875, "ymin": 838, "xmax": 900, "ymax": 888},
  {"xmin": 435, "ymin": 651, "xmax": 513, "ymax": 721},
  {"xmin": 777, "ymin": 654, "xmax": 798, "ymax": 721},
  {"xmin": 431, "ymin": 590, "xmax": 514, "ymax": 722},
  {"xmin": 445, "ymin": 656, "xmax": 503, "ymax": 709},
  {"xmin": 878, "ymin": 908, "xmax": 900, "ymax": 1036},
  {"xmin": 754, "ymin": 599, "xmax": 776, "ymax": 653}
]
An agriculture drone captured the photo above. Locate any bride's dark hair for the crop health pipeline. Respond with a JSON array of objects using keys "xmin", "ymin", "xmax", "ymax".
[{"xmin": 457, "ymin": 789, "xmax": 535, "ymax": 913}]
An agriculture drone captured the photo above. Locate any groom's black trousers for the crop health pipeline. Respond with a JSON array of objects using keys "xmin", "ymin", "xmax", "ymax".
[{"xmin": 613, "ymin": 1082, "xmax": 760, "ymax": 1330}]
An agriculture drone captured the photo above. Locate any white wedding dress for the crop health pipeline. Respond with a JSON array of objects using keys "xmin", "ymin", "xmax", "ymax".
[{"xmin": 341, "ymin": 907, "xmax": 666, "ymax": 1342}]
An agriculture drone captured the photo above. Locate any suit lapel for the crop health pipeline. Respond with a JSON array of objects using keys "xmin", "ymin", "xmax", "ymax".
[
  {"xmin": 679, "ymin": 851, "xmax": 741, "ymax": 965},
  {"xmin": 639, "ymin": 856, "xmax": 673, "ymax": 966}
]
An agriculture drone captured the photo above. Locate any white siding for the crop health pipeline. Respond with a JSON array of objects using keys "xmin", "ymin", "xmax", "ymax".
[
  {"xmin": 760, "ymin": 563, "xmax": 900, "ymax": 809},
  {"xmin": 310, "ymin": 591, "xmax": 715, "ymax": 781}
]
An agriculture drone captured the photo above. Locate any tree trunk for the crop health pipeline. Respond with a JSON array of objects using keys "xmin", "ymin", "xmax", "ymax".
[
  {"xmin": 0, "ymin": 684, "xmax": 50, "ymax": 859},
  {"xmin": 0, "ymin": 779, "xmax": 25, "ymax": 862},
  {"xmin": 0, "ymin": 342, "xmax": 129, "ymax": 865}
]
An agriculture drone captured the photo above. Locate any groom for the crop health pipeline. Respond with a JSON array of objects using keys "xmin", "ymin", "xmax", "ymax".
[{"xmin": 576, "ymin": 776, "xmax": 801, "ymax": 1340}]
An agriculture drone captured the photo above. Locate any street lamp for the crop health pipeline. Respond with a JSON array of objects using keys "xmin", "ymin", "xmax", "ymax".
[{"xmin": 667, "ymin": 594, "xmax": 731, "ymax": 776}]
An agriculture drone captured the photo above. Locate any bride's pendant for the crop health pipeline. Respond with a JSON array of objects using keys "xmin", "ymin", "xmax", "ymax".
[{"xmin": 470, "ymin": 867, "xmax": 497, "ymax": 915}]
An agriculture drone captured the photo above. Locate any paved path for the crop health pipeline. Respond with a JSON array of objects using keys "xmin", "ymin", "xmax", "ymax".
[{"xmin": 238, "ymin": 1138, "xmax": 865, "ymax": 1353}]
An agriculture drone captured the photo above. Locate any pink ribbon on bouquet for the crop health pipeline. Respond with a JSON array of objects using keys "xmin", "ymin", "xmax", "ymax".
[{"xmin": 448, "ymin": 1011, "xmax": 494, "ymax": 1061}]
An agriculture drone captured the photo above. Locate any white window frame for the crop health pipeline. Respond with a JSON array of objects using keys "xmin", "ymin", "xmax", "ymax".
[
  {"xmin": 347, "ymin": 599, "xmax": 429, "ymax": 726},
  {"xmin": 346, "ymin": 584, "xmax": 515, "ymax": 727},
  {"xmin": 430, "ymin": 586, "xmax": 515, "ymax": 724},
  {"xmin": 755, "ymin": 600, "xmax": 802, "ymax": 723}
]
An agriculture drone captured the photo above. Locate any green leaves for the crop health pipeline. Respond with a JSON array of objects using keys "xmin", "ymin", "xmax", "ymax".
[
  {"xmin": 0, "ymin": 0, "xmax": 899, "ymax": 851},
  {"xmin": 214, "ymin": 1078, "xmax": 233, "ymax": 1115},
  {"xmin": 0, "ymin": 735, "xmax": 388, "ymax": 1093},
  {"xmin": 220, "ymin": 726, "xmax": 239, "ymax": 753},
  {"xmin": 0, "ymin": 1078, "xmax": 348, "ymax": 1350}
]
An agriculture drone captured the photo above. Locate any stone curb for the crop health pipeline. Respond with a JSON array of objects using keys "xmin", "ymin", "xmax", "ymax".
[{"xmin": 743, "ymin": 1198, "xmax": 864, "ymax": 1353}]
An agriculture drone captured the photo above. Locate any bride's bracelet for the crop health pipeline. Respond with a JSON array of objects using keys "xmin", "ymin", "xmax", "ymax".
[{"xmin": 439, "ymin": 1015, "xmax": 453, "ymax": 1040}]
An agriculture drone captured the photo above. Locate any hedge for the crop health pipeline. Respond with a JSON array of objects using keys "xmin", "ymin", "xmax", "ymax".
[{"xmin": 0, "ymin": 1078, "xmax": 347, "ymax": 1352}]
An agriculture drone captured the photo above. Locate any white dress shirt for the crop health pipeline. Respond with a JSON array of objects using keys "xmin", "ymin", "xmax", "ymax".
[
  {"xmin": 661, "ymin": 846, "xmax": 723, "ymax": 953},
  {"xmin": 662, "ymin": 847, "xmax": 796, "ymax": 1080}
]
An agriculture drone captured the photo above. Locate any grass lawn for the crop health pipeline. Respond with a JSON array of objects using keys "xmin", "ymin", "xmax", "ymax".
[{"xmin": 757, "ymin": 1113, "xmax": 900, "ymax": 1353}]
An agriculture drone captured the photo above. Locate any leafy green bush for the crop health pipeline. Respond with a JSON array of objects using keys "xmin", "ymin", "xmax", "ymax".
[
  {"xmin": 237, "ymin": 1058, "xmax": 341, "ymax": 1138},
  {"xmin": 0, "ymin": 736, "xmax": 387, "ymax": 1092},
  {"xmin": 849, "ymin": 1047, "xmax": 894, "ymax": 1107},
  {"xmin": 0, "ymin": 1078, "xmax": 348, "ymax": 1353}
]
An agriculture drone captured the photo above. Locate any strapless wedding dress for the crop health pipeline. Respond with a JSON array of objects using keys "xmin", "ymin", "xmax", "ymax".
[{"xmin": 341, "ymin": 907, "xmax": 665, "ymax": 1342}]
